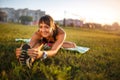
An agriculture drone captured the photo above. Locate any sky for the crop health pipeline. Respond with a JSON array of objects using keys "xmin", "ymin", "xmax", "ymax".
[{"xmin": 0, "ymin": 0, "xmax": 120, "ymax": 25}]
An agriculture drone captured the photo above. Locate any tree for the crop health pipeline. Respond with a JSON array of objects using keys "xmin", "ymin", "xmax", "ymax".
[
  {"xmin": 0, "ymin": 11, "xmax": 7, "ymax": 22},
  {"xmin": 19, "ymin": 16, "xmax": 33, "ymax": 24}
]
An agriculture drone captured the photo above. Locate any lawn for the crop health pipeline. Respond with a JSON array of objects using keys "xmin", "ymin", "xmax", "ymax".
[{"xmin": 0, "ymin": 23, "xmax": 120, "ymax": 80}]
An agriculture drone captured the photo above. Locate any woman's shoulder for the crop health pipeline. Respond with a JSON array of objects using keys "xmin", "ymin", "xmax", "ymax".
[
  {"xmin": 33, "ymin": 30, "xmax": 42, "ymax": 39},
  {"xmin": 57, "ymin": 26, "xmax": 66, "ymax": 35},
  {"xmin": 55, "ymin": 26, "xmax": 66, "ymax": 40},
  {"xmin": 35, "ymin": 30, "xmax": 40, "ymax": 35}
]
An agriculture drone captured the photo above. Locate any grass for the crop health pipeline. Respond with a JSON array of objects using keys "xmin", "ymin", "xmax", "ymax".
[{"xmin": 0, "ymin": 23, "xmax": 120, "ymax": 80}]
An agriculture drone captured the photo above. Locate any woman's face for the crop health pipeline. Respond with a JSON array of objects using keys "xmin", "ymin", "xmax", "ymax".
[{"xmin": 39, "ymin": 22, "xmax": 53, "ymax": 38}]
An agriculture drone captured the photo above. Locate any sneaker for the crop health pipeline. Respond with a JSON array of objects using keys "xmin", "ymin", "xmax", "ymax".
[
  {"xmin": 19, "ymin": 44, "xmax": 31, "ymax": 66},
  {"xmin": 19, "ymin": 51, "xmax": 27, "ymax": 65},
  {"xmin": 26, "ymin": 58, "xmax": 33, "ymax": 69}
]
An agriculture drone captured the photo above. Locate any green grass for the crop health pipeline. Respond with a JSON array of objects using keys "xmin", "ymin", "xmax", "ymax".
[{"xmin": 0, "ymin": 23, "xmax": 120, "ymax": 80}]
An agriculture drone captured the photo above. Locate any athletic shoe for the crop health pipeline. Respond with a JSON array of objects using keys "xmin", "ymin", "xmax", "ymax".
[
  {"xmin": 19, "ymin": 44, "xmax": 31, "ymax": 67},
  {"xmin": 26, "ymin": 57, "xmax": 32, "ymax": 69}
]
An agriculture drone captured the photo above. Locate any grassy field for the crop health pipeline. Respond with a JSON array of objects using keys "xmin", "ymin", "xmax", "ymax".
[{"xmin": 0, "ymin": 23, "xmax": 120, "ymax": 80}]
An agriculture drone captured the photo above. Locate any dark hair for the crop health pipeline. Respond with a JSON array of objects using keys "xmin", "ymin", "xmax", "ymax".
[
  {"xmin": 38, "ymin": 15, "xmax": 55, "ymax": 30},
  {"xmin": 38, "ymin": 15, "xmax": 58, "ymax": 40}
]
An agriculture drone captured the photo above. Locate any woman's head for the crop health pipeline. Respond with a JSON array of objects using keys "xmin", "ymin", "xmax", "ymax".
[
  {"xmin": 39, "ymin": 15, "xmax": 55, "ymax": 29},
  {"xmin": 38, "ymin": 15, "xmax": 55, "ymax": 38}
]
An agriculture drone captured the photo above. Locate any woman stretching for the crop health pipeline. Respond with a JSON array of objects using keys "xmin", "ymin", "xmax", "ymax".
[{"xmin": 16, "ymin": 15, "xmax": 76, "ymax": 68}]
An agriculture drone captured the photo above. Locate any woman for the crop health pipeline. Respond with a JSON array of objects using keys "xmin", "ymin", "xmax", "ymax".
[{"xmin": 16, "ymin": 15, "xmax": 76, "ymax": 68}]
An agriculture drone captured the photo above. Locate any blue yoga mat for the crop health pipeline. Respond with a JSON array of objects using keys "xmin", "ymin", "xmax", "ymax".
[
  {"xmin": 64, "ymin": 46, "xmax": 90, "ymax": 53},
  {"xmin": 15, "ymin": 38, "xmax": 90, "ymax": 53},
  {"xmin": 15, "ymin": 38, "xmax": 31, "ymax": 43}
]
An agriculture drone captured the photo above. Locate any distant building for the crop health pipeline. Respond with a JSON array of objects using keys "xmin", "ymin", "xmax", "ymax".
[
  {"xmin": 0, "ymin": 8, "xmax": 45, "ymax": 25},
  {"xmin": 83, "ymin": 23, "xmax": 102, "ymax": 29},
  {"xmin": 56, "ymin": 19, "xmax": 83, "ymax": 27}
]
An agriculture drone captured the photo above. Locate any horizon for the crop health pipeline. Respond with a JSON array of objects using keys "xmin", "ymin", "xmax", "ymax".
[{"xmin": 0, "ymin": 0, "xmax": 120, "ymax": 25}]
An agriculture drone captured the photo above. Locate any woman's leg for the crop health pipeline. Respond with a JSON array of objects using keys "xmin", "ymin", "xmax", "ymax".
[{"xmin": 62, "ymin": 41, "xmax": 76, "ymax": 48}]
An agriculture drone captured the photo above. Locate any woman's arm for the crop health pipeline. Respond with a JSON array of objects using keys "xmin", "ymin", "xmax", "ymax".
[
  {"xmin": 28, "ymin": 27, "xmax": 66, "ymax": 59},
  {"xmin": 39, "ymin": 27, "xmax": 66, "ymax": 58},
  {"xmin": 46, "ymin": 27, "xmax": 66, "ymax": 57},
  {"xmin": 47, "ymin": 33, "xmax": 66, "ymax": 57},
  {"xmin": 29, "ymin": 31, "xmax": 42, "ymax": 48}
]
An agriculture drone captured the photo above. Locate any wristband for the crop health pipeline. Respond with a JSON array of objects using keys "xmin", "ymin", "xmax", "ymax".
[{"xmin": 42, "ymin": 51, "xmax": 47, "ymax": 59}]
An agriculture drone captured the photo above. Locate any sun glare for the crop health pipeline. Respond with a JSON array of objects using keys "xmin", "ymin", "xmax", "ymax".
[{"xmin": 81, "ymin": 7, "xmax": 119, "ymax": 25}]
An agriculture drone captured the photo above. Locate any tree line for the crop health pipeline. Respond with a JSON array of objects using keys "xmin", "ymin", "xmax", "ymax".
[{"xmin": 0, "ymin": 11, "xmax": 32, "ymax": 24}]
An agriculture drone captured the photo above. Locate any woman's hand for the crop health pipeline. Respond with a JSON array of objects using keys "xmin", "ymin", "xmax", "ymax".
[
  {"xmin": 15, "ymin": 48, "xmax": 22, "ymax": 59},
  {"xmin": 27, "ymin": 48, "xmax": 43, "ymax": 59},
  {"xmin": 15, "ymin": 44, "xmax": 23, "ymax": 59}
]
